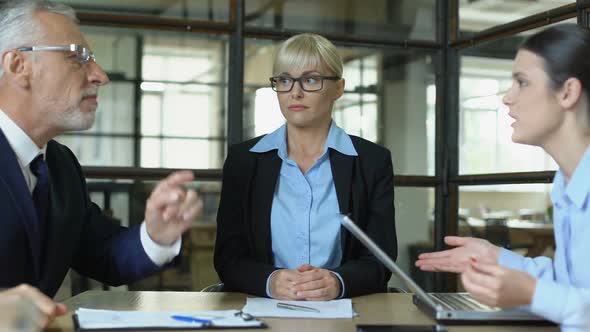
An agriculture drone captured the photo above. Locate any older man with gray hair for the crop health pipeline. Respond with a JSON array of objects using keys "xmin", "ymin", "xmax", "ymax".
[{"xmin": 0, "ymin": 0, "xmax": 203, "ymax": 327}]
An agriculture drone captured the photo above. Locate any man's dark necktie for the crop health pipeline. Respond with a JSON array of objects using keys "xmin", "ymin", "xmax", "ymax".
[{"xmin": 30, "ymin": 154, "xmax": 49, "ymax": 252}]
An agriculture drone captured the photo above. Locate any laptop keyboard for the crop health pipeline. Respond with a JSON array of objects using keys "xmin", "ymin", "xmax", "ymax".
[{"xmin": 430, "ymin": 293, "xmax": 495, "ymax": 311}]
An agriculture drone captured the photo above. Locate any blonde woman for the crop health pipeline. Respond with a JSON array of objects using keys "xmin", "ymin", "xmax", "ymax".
[{"xmin": 214, "ymin": 33, "xmax": 397, "ymax": 300}]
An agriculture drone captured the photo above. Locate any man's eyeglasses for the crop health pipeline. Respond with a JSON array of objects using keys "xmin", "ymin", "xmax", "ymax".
[
  {"xmin": 270, "ymin": 74, "xmax": 340, "ymax": 92},
  {"xmin": 16, "ymin": 44, "xmax": 96, "ymax": 65}
]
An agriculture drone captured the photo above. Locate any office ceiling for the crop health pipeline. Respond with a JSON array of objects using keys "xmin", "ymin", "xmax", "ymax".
[
  {"xmin": 57, "ymin": 0, "xmax": 228, "ymax": 20},
  {"xmin": 459, "ymin": 0, "xmax": 574, "ymax": 31},
  {"xmin": 55, "ymin": 0, "xmax": 575, "ymax": 34}
]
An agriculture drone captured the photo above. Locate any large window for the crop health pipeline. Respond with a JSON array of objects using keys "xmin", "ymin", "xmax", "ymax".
[
  {"xmin": 334, "ymin": 54, "xmax": 379, "ymax": 142},
  {"xmin": 57, "ymin": 28, "xmax": 138, "ymax": 166},
  {"xmin": 458, "ymin": 18, "xmax": 576, "ymax": 175},
  {"xmin": 140, "ymin": 34, "xmax": 227, "ymax": 169},
  {"xmin": 459, "ymin": 56, "xmax": 557, "ymax": 175},
  {"xmin": 57, "ymin": 27, "xmax": 228, "ymax": 169},
  {"xmin": 243, "ymin": 39, "xmax": 436, "ymax": 175}
]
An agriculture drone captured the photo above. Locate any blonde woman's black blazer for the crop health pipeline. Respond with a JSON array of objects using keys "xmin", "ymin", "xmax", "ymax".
[{"xmin": 214, "ymin": 134, "xmax": 397, "ymax": 298}]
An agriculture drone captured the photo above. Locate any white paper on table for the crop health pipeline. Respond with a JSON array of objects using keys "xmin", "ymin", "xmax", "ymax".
[
  {"xmin": 75, "ymin": 307, "xmax": 263, "ymax": 329},
  {"xmin": 242, "ymin": 297, "xmax": 354, "ymax": 319}
]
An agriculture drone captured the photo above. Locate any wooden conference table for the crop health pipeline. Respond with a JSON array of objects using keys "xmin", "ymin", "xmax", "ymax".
[{"xmin": 47, "ymin": 291, "xmax": 558, "ymax": 332}]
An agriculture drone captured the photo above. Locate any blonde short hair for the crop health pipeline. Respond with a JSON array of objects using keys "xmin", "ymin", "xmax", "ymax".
[{"xmin": 273, "ymin": 33, "xmax": 343, "ymax": 78}]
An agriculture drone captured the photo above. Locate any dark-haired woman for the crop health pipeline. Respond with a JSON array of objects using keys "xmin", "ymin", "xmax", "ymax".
[{"xmin": 415, "ymin": 24, "xmax": 590, "ymax": 326}]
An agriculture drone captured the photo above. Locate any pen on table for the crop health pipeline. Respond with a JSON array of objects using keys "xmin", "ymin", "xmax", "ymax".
[
  {"xmin": 171, "ymin": 315, "xmax": 213, "ymax": 325},
  {"xmin": 276, "ymin": 302, "xmax": 321, "ymax": 313}
]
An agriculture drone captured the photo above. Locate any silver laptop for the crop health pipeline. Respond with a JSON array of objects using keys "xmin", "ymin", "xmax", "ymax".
[{"xmin": 341, "ymin": 215, "xmax": 551, "ymax": 324}]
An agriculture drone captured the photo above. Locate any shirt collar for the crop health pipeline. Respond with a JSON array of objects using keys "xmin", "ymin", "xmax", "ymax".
[
  {"xmin": 0, "ymin": 108, "xmax": 46, "ymax": 168},
  {"xmin": 551, "ymin": 144, "xmax": 590, "ymax": 210},
  {"xmin": 250, "ymin": 120, "xmax": 358, "ymax": 158}
]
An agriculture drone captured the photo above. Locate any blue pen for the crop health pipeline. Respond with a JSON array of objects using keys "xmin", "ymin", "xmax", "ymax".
[{"xmin": 171, "ymin": 315, "xmax": 213, "ymax": 326}]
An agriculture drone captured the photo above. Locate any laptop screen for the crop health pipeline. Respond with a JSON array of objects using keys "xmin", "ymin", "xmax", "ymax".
[{"xmin": 341, "ymin": 215, "xmax": 441, "ymax": 310}]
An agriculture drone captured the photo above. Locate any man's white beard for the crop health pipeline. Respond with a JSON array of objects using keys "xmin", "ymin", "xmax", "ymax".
[{"xmin": 57, "ymin": 107, "xmax": 96, "ymax": 131}]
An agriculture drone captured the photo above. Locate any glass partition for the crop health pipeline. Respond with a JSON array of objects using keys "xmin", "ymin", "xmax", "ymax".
[
  {"xmin": 57, "ymin": 27, "xmax": 228, "ymax": 168},
  {"xmin": 459, "ymin": 0, "xmax": 573, "ymax": 34},
  {"xmin": 243, "ymin": 38, "xmax": 437, "ymax": 175},
  {"xmin": 245, "ymin": 0, "xmax": 437, "ymax": 41},
  {"xmin": 390, "ymin": 187, "xmax": 435, "ymax": 292},
  {"xmin": 57, "ymin": 0, "xmax": 230, "ymax": 22},
  {"xmin": 458, "ymin": 183, "xmax": 555, "ymax": 257},
  {"xmin": 458, "ymin": 20, "xmax": 577, "ymax": 174},
  {"xmin": 55, "ymin": 178, "xmax": 222, "ymax": 298}
]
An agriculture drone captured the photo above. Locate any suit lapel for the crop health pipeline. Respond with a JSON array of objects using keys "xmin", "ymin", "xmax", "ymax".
[
  {"xmin": 330, "ymin": 148, "xmax": 354, "ymax": 215},
  {"xmin": 39, "ymin": 141, "xmax": 69, "ymax": 285},
  {"xmin": 0, "ymin": 129, "xmax": 41, "ymax": 280},
  {"xmin": 329, "ymin": 148, "xmax": 355, "ymax": 250},
  {"xmin": 251, "ymin": 151, "xmax": 281, "ymax": 263}
]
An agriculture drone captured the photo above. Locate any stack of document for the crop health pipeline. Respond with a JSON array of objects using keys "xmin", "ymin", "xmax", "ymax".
[
  {"xmin": 74, "ymin": 308, "xmax": 264, "ymax": 330},
  {"xmin": 242, "ymin": 298, "xmax": 354, "ymax": 319}
]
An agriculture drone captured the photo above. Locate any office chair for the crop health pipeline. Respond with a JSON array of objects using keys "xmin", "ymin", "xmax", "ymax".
[
  {"xmin": 201, "ymin": 282, "xmax": 225, "ymax": 292},
  {"xmin": 388, "ymin": 287, "xmax": 408, "ymax": 293}
]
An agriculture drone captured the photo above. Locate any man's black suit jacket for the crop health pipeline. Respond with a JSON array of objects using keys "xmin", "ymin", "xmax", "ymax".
[
  {"xmin": 214, "ymin": 134, "xmax": 397, "ymax": 298},
  {"xmin": 0, "ymin": 130, "xmax": 161, "ymax": 297}
]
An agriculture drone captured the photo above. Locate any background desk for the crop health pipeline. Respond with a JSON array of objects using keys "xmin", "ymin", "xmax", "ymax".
[
  {"xmin": 461, "ymin": 218, "xmax": 554, "ymax": 257},
  {"xmin": 48, "ymin": 291, "xmax": 558, "ymax": 332}
]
